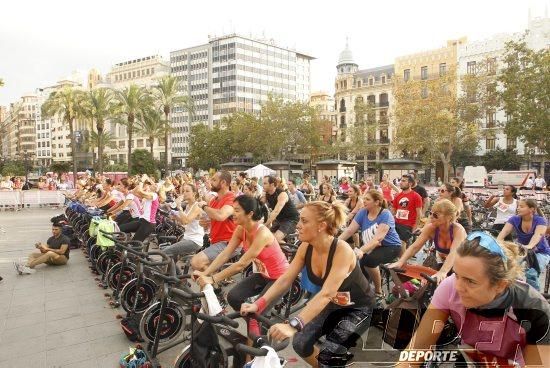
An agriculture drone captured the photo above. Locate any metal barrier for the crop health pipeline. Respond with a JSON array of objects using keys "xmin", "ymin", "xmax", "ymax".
[{"xmin": 0, "ymin": 190, "xmax": 76, "ymax": 210}]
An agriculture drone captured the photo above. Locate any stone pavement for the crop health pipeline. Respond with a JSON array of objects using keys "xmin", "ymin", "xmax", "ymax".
[{"xmin": 0, "ymin": 209, "xmax": 312, "ymax": 367}]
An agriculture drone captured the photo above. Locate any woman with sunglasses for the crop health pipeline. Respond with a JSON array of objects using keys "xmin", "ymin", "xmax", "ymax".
[
  {"xmin": 497, "ymin": 199, "xmax": 550, "ymax": 290},
  {"xmin": 388, "ymin": 199, "xmax": 466, "ymax": 283},
  {"xmin": 484, "ymin": 185, "xmax": 518, "ymax": 236},
  {"xmin": 396, "ymin": 233, "xmax": 550, "ymax": 368},
  {"xmin": 437, "ymin": 183, "xmax": 463, "ymax": 217}
]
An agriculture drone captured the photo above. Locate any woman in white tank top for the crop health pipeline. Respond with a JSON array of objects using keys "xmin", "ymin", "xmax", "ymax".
[
  {"xmin": 161, "ymin": 183, "xmax": 204, "ymax": 266},
  {"xmin": 484, "ymin": 185, "xmax": 518, "ymax": 236}
]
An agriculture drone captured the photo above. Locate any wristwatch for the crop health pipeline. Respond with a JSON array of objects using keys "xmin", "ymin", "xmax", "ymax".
[{"xmin": 289, "ymin": 316, "xmax": 303, "ymax": 332}]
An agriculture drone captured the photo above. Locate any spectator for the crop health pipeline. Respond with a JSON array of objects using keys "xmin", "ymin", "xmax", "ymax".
[
  {"xmin": 522, "ymin": 176, "xmax": 535, "ymax": 190},
  {"xmin": 534, "ymin": 175, "xmax": 546, "ymax": 191},
  {"xmin": 14, "ymin": 223, "xmax": 70, "ymax": 274},
  {"xmin": 0, "ymin": 176, "xmax": 13, "ymax": 191}
]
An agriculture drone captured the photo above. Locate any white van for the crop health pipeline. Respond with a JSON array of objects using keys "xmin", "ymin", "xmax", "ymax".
[{"xmin": 463, "ymin": 166, "xmax": 488, "ymax": 188}]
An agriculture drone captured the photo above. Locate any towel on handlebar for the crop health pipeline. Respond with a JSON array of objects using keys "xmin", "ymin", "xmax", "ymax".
[
  {"xmin": 202, "ymin": 284, "xmax": 223, "ymax": 316},
  {"xmin": 247, "ymin": 346, "xmax": 282, "ymax": 368},
  {"xmin": 96, "ymin": 219, "xmax": 120, "ymax": 249}
]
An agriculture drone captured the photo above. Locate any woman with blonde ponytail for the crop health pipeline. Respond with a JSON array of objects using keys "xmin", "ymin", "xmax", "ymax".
[
  {"xmin": 240, "ymin": 200, "xmax": 375, "ymax": 367},
  {"xmin": 389, "ymin": 199, "xmax": 467, "ymax": 284},
  {"xmin": 397, "ymin": 232, "xmax": 550, "ymax": 368}
]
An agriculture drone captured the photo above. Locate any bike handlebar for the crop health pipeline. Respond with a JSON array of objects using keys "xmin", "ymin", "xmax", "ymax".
[{"xmin": 195, "ymin": 312, "xmax": 240, "ymax": 329}]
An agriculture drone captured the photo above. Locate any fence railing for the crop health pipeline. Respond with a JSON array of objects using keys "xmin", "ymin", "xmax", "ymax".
[{"xmin": 0, "ymin": 190, "xmax": 76, "ymax": 210}]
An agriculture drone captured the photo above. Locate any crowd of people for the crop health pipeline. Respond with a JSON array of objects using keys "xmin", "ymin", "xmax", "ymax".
[
  {"xmin": 0, "ymin": 173, "xmax": 75, "ymax": 191},
  {"xmin": 11, "ymin": 169, "xmax": 550, "ymax": 367}
]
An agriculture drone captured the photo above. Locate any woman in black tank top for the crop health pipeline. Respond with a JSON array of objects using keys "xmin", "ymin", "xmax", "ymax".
[{"xmin": 240, "ymin": 201, "xmax": 374, "ymax": 367}]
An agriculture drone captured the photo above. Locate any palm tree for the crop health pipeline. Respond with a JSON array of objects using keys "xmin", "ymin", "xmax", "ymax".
[
  {"xmin": 153, "ymin": 76, "xmax": 194, "ymax": 173},
  {"xmin": 113, "ymin": 85, "xmax": 151, "ymax": 174},
  {"xmin": 89, "ymin": 130, "xmax": 117, "ymax": 170},
  {"xmin": 42, "ymin": 87, "xmax": 86, "ymax": 183},
  {"xmin": 136, "ymin": 109, "xmax": 166, "ymax": 157},
  {"xmin": 85, "ymin": 88, "xmax": 116, "ymax": 174}
]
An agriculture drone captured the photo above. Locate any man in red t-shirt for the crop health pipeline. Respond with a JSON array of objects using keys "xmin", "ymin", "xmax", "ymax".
[
  {"xmin": 391, "ymin": 174, "xmax": 423, "ymax": 252},
  {"xmin": 191, "ymin": 170, "xmax": 237, "ymax": 271}
]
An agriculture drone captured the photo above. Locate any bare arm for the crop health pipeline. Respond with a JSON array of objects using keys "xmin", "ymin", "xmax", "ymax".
[
  {"xmin": 338, "ymin": 220, "xmax": 360, "ymax": 242},
  {"xmin": 390, "ymin": 225, "xmax": 433, "ymax": 267},
  {"xmin": 436, "ymin": 224, "xmax": 467, "ymax": 279},
  {"xmin": 265, "ymin": 192, "xmax": 289, "ymax": 228},
  {"xmin": 203, "ymin": 204, "xmax": 234, "ymax": 222},
  {"xmin": 175, "ymin": 203, "xmax": 201, "ymax": 225},
  {"xmin": 525, "ymin": 225, "xmax": 547, "ymax": 250},
  {"xmin": 484, "ymin": 196, "xmax": 499, "ymax": 208},
  {"xmin": 496, "ymin": 223, "xmax": 514, "ymax": 242},
  {"xmin": 42, "ymin": 243, "xmax": 69, "ymax": 256}
]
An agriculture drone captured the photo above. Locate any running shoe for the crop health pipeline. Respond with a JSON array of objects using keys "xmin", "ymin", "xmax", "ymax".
[
  {"xmin": 18, "ymin": 264, "xmax": 35, "ymax": 274},
  {"xmin": 13, "ymin": 261, "xmax": 22, "ymax": 275}
]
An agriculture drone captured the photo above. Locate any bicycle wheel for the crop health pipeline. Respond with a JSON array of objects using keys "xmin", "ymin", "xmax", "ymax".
[
  {"xmin": 96, "ymin": 250, "xmax": 121, "ymax": 275},
  {"xmin": 120, "ymin": 277, "xmax": 158, "ymax": 314},
  {"xmin": 139, "ymin": 300, "xmax": 186, "ymax": 344},
  {"xmin": 106, "ymin": 262, "xmax": 136, "ymax": 290}
]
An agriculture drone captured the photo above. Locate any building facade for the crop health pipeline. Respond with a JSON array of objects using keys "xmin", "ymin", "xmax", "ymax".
[
  {"xmin": 100, "ymin": 56, "xmax": 170, "ymax": 164},
  {"xmin": 170, "ymin": 34, "xmax": 314, "ymax": 166},
  {"xmin": 334, "ymin": 42, "xmax": 395, "ymax": 176},
  {"xmin": 457, "ymin": 14, "xmax": 549, "ymax": 174},
  {"xmin": 309, "ymin": 91, "xmax": 336, "ymax": 145}
]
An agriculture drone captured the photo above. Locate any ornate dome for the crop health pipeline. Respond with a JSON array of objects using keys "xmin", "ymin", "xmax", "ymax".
[{"xmin": 337, "ymin": 39, "xmax": 357, "ymax": 66}]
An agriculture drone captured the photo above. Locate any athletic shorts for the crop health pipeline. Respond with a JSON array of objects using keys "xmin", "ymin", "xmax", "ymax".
[
  {"xmin": 271, "ymin": 219, "xmax": 298, "ymax": 236},
  {"xmin": 395, "ymin": 223, "xmax": 413, "ymax": 242},
  {"xmin": 202, "ymin": 241, "xmax": 242, "ymax": 261}
]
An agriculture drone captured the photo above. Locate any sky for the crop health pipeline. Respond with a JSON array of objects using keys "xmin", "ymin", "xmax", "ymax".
[{"xmin": 0, "ymin": 0, "xmax": 548, "ymax": 106}]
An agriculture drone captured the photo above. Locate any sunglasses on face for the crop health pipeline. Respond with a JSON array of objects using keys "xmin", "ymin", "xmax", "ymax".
[{"xmin": 429, "ymin": 211, "xmax": 439, "ymax": 219}]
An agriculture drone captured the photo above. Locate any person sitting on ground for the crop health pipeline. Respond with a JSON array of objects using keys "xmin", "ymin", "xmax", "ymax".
[
  {"xmin": 389, "ymin": 199, "xmax": 467, "ymax": 283},
  {"xmin": 395, "ymin": 232, "xmax": 550, "ymax": 368},
  {"xmin": 14, "ymin": 222, "xmax": 70, "ymax": 274}
]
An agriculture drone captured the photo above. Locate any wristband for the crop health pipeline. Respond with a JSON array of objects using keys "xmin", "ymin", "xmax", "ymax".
[{"xmin": 254, "ymin": 297, "xmax": 267, "ymax": 314}]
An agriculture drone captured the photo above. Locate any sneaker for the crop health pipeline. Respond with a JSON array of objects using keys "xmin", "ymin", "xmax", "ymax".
[
  {"xmin": 13, "ymin": 261, "xmax": 23, "ymax": 275},
  {"xmin": 18, "ymin": 264, "xmax": 35, "ymax": 275}
]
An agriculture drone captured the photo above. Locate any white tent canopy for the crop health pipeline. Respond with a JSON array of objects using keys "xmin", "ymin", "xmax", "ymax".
[{"xmin": 245, "ymin": 164, "xmax": 276, "ymax": 178}]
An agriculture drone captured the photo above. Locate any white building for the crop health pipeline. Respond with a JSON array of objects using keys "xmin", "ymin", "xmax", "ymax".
[
  {"xmin": 170, "ymin": 34, "xmax": 314, "ymax": 166},
  {"xmin": 457, "ymin": 13, "xmax": 549, "ymax": 170}
]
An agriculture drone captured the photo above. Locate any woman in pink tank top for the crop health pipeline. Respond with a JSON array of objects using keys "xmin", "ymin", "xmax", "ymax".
[{"xmin": 195, "ymin": 194, "xmax": 289, "ymax": 333}]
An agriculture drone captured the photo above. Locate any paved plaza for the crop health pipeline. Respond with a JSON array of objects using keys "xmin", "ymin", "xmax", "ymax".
[
  {"xmin": 0, "ymin": 208, "xmax": 182, "ymax": 368},
  {"xmin": 0, "ymin": 208, "xmax": 313, "ymax": 367}
]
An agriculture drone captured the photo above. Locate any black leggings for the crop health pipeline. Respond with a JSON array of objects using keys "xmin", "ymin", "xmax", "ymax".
[
  {"xmin": 226, "ymin": 273, "xmax": 276, "ymax": 335},
  {"xmin": 114, "ymin": 210, "xmax": 132, "ymax": 225},
  {"xmin": 292, "ymin": 305, "xmax": 372, "ymax": 367},
  {"xmin": 360, "ymin": 246, "xmax": 401, "ymax": 269},
  {"xmin": 119, "ymin": 218, "xmax": 155, "ymax": 242}
]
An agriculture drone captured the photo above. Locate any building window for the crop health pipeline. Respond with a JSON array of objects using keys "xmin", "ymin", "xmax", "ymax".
[
  {"xmin": 403, "ymin": 69, "xmax": 410, "ymax": 81},
  {"xmin": 467, "ymin": 61, "xmax": 477, "ymax": 75},
  {"xmin": 439, "ymin": 63, "xmax": 447, "ymax": 76},
  {"xmin": 340, "ymin": 115, "xmax": 346, "ymax": 128},
  {"xmin": 357, "ymin": 80, "xmax": 362, "ymax": 88},
  {"xmin": 421, "ymin": 66, "xmax": 428, "ymax": 80},
  {"xmin": 369, "ymin": 78, "xmax": 374, "ymax": 86},
  {"xmin": 486, "ymin": 111, "xmax": 496, "ymax": 128},
  {"xmin": 379, "ymin": 93, "xmax": 389, "ymax": 107},
  {"xmin": 339, "ymin": 99, "xmax": 346, "ymax": 112},
  {"xmin": 507, "ymin": 137, "xmax": 516, "ymax": 149},
  {"xmin": 486, "ymin": 138, "xmax": 496, "ymax": 150},
  {"xmin": 381, "ymin": 76, "xmax": 386, "ymax": 84}
]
